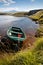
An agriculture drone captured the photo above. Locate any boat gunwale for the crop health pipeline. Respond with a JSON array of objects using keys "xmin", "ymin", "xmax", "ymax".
[{"xmin": 7, "ymin": 27, "xmax": 26, "ymax": 41}]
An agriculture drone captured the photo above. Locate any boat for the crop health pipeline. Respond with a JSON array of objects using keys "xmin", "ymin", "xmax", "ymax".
[{"xmin": 7, "ymin": 27, "xmax": 26, "ymax": 42}]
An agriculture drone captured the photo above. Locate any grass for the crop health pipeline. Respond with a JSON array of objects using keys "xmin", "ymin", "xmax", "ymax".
[
  {"xmin": 9, "ymin": 38, "xmax": 43, "ymax": 65},
  {"xmin": 29, "ymin": 11, "xmax": 43, "ymax": 19},
  {"xmin": 35, "ymin": 26, "xmax": 43, "ymax": 37},
  {"xmin": 29, "ymin": 10, "xmax": 43, "ymax": 24},
  {"xmin": 0, "ymin": 38, "xmax": 43, "ymax": 65}
]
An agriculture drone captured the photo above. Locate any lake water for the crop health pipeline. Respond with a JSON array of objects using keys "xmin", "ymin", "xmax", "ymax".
[{"xmin": 0, "ymin": 15, "xmax": 39, "ymax": 37}]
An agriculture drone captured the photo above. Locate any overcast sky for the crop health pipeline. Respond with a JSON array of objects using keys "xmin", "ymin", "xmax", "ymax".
[{"xmin": 0, "ymin": 0, "xmax": 43, "ymax": 12}]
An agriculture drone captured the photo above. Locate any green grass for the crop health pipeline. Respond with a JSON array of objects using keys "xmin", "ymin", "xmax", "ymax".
[
  {"xmin": 35, "ymin": 26, "xmax": 43, "ymax": 37},
  {"xmin": 32, "ymin": 38, "xmax": 43, "ymax": 64},
  {"xmin": 29, "ymin": 11, "xmax": 43, "ymax": 24},
  {"xmin": 0, "ymin": 38, "xmax": 43, "ymax": 65},
  {"xmin": 29, "ymin": 11, "xmax": 43, "ymax": 19},
  {"xmin": 9, "ymin": 38, "xmax": 43, "ymax": 65}
]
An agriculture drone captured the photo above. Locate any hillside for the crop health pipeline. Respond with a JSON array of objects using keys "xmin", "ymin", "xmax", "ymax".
[
  {"xmin": 29, "ymin": 10, "xmax": 43, "ymax": 23},
  {"xmin": 27, "ymin": 9, "xmax": 43, "ymax": 16},
  {"xmin": 29, "ymin": 10, "xmax": 43, "ymax": 37}
]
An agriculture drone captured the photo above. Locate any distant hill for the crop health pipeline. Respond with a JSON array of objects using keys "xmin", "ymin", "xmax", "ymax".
[
  {"xmin": 7, "ymin": 10, "xmax": 17, "ymax": 13},
  {"xmin": 0, "ymin": 10, "xmax": 17, "ymax": 15},
  {"xmin": 13, "ymin": 12, "xmax": 28, "ymax": 17},
  {"xmin": 0, "ymin": 12, "xmax": 8, "ymax": 15}
]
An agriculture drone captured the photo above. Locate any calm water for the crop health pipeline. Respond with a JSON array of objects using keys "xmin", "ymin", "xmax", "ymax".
[{"xmin": 0, "ymin": 15, "xmax": 39, "ymax": 36}]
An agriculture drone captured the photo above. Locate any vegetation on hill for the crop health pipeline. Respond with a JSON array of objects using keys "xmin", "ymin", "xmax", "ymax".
[
  {"xmin": 27, "ymin": 9, "xmax": 43, "ymax": 16},
  {"xmin": 12, "ymin": 12, "xmax": 28, "ymax": 17},
  {"xmin": 29, "ymin": 10, "xmax": 43, "ymax": 24}
]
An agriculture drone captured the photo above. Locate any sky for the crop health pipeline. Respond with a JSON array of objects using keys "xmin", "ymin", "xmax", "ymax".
[{"xmin": 0, "ymin": 0, "xmax": 43, "ymax": 12}]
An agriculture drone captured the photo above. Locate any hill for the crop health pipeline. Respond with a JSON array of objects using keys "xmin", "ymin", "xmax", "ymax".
[
  {"xmin": 13, "ymin": 12, "xmax": 28, "ymax": 17},
  {"xmin": 27, "ymin": 9, "xmax": 43, "ymax": 16},
  {"xmin": 29, "ymin": 10, "xmax": 43, "ymax": 24}
]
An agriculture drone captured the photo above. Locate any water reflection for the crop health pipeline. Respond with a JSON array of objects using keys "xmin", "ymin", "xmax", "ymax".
[{"xmin": 0, "ymin": 15, "xmax": 39, "ymax": 36}]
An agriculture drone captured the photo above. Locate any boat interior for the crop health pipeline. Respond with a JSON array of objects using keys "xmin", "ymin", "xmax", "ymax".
[{"xmin": 10, "ymin": 27, "xmax": 25, "ymax": 38}]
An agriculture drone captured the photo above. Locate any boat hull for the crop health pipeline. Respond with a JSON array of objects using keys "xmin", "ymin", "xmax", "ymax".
[{"xmin": 7, "ymin": 27, "xmax": 26, "ymax": 42}]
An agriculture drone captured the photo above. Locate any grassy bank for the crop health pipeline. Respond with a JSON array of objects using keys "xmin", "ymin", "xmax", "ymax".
[
  {"xmin": 35, "ymin": 25, "xmax": 43, "ymax": 37},
  {"xmin": 0, "ymin": 38, "xmax": 43, "ymax": 65},
  {"xmin": 9, "ymin": 38, "xmax": 43, "ymax": 65}
]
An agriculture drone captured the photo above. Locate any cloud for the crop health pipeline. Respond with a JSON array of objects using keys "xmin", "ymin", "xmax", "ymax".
[
  {"xmin": 0, "ymin": 7, "xmax": 19, "ymax": 12},
  {"xmin": 0, "ymin": 0, "xmax": 16, "ymax": 6}
]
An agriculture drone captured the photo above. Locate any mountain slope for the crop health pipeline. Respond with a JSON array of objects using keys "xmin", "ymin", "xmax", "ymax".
[
  {"xmin": 29, "ymin": 10, "xmax": 43, "ymax": 23},
  {"xmin": 28, "ymin": 9, "xmax": 43, "ymax": 16}
]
